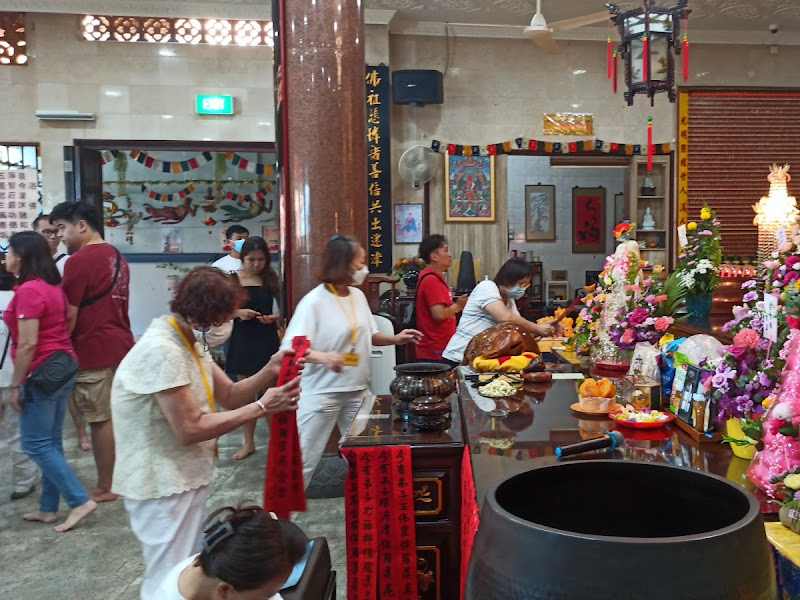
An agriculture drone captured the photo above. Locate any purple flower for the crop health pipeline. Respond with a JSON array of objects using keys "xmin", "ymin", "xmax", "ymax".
[
  {"xmin": 758, "ymin": 372, "xmax": 772, "ymax": 387},
  {"xmin": 733, "ymin": 305, "xmax": 751, "ymax": 320},
  {"xmin": 750, "ymin": 317, "xmax": 764, "ymax": 332},
  {"xmin": 698, "ymin": 230, "xmax": 713, "ymax": 236},
  {"xmin": 763, "ymin": 359, "xmax": 774, "ymax": 370},
  {"xmin": 742, "ymin": 291, "xmax": 758, "ymax": 303},
  {"xmin": 794, "ymin": 490, "xmax": 800, "ymax": 501},
  {"xmin": 741, "ymin": 280, "xmax": 757, "ymax": 290},
  {"xmin": 688, "ymin": 260, "xmax": 697, "ymax": 266},
  {"xmin": 711, "ymin": 372, "xmax": 730, "ymax": 392}
]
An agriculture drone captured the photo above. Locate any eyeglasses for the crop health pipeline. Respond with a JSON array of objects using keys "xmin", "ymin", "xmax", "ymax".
[{"xmin": 40, "ymin": 229, "xmax": 59, "ymax": 237}]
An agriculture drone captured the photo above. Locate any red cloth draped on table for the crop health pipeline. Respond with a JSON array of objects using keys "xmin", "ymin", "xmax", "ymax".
[
  {"xmin": 460, "ymin": 446, "xmax": 480, "ymax": 600},
  {"xmin": 341, "ymin": 446, "xmax": 418, "ymax": 600},
  {"xmin": 263, "ymin": 336, "xmax": 310, "ymax": 519}
]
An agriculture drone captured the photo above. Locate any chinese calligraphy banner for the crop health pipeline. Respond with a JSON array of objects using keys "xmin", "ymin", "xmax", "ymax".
[
  {"xmin": 342, "ymin": 445, "xmax": 418, "ymax": 600},
  {"xmin": 0, "ymin": 169, "xmax": 40, "ymax": 244},
  {"xmin": 366, "ymin": 65, "xmax": 392, "ymax": 273},
  {"xmin": 264, "ymin": 336, "xmax": 309, "ymax": 519}
]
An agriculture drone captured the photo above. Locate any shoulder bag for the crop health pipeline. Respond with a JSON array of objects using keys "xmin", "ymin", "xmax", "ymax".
[
  {"xmin": 28, "ymin": 292, "xmax": 80, "ymax": 394},
  {"xmin": 402, "ymin": 272, "xmax": 440, "ymax": 330},
  {"xmin": 80, "ymin": 247, "xmax": 122, "ymax": 308}
]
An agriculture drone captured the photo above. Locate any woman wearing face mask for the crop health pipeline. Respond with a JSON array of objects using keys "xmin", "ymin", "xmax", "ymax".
[
  {"xmin": 226, "ymin": 237, "xmax": 282, "ymax": 461},
  {"xmin": 281, "ymin": 236, "xmax": 422, "ymax": 487},
  {"xmin": 110, "ymin": 267, "xmax": 304, "ymax": 600},
  {"xmin": 442, "ymin": 257, "xmax": 556, "ymax": 365}
]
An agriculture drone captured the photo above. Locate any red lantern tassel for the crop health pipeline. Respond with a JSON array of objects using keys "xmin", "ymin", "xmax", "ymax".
[
  {"xmin": 607, "ymin": 36, "xmax": 613, "ymax": 79},
  {"xmin": 647, "ymin": 116, "xmax": 653, "ymax": 172},
  {"xmin": 642, "ymin": 35, "xmax": 648, "ymax": 81},
  {"xmin": 613, "ymin": 51, "xmax": 618, "ymax": 94},
  {"xmin": 683, "ymin": 33, "xmax": 689, "ymax": 82}
]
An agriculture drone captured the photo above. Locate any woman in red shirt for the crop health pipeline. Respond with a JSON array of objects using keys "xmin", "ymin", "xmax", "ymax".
[{"xmin": 4, "ymin": 231, "xmax": 95, "ymax": 532}]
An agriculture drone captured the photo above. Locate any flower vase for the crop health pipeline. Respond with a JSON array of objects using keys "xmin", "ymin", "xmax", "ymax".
[
  {"xmin": 403, "ymin": 269, "xmax": 420, "ymax": 290},
  {"xmin": 726, "ymin": 418, "xmax": 757, "ymax": 460},
  {"xmin": 685, "ymin": 292, "xmax": 713, "ymax": 328}
]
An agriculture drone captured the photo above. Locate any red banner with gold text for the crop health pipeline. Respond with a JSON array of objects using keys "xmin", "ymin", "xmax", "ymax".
[
  {"xmin": 263, "ymin": 336, "xmax": 310, "ymax": 519},
  {"xmin": 342, "ymin": 445, "xmax": 418, "ymax": 600}
]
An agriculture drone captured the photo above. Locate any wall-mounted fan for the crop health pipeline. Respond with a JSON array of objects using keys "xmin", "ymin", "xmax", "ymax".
[{"xmin": 398, "ymin": 145, "xmax": 438, "ymax": 190}]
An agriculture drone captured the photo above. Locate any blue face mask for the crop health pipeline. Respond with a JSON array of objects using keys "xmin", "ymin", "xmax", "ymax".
[
  {"xmin": 233, "ymin": 239, "xmax": 246, "ymax": 253},
  {"xmin": 507, "ymin": 286, "xmax": 527, "ymax": 300}
]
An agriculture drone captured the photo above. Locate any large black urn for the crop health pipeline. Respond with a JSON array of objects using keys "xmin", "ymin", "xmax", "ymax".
[{"xmin": 465, "ymin": 461, "xmax": 775, "ymax": 600}]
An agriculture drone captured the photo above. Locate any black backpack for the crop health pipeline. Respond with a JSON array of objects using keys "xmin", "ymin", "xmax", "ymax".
[{"xmin": 402, "ymin": 272, "xmax": 437, "ymax": 329}]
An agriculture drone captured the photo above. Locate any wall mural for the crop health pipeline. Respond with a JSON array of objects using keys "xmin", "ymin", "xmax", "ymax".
[{"xmin": 100, "ymin": 150, "xmax": 278, "ymax": 254}]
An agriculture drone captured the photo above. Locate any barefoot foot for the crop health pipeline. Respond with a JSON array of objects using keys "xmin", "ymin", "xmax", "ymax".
[
  {"xmin": 89, "ymin": 488, "xmax": 118, "ymax": 503},
  {"xmin": 23, "ymin": 511, "xmax": 58, "ymax": 524},
  {"xmin": 232, "ymin": 444, "xmax": 256, "ymax": 461},
  {"xmin": 54, "ymin": 500, "xmax": 97, "ymax": 532}
]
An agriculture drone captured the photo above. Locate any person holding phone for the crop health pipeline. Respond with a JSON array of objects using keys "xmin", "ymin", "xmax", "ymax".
[
  {"xmin": 226, "ymin": 237, "xmax": 282, "ymax": 460},
  {"xmin": 414, "ymin": 235, "xmax": 468, "ymax": 367}
]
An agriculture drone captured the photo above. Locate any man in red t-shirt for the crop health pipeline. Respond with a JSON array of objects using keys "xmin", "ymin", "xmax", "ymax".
[
  {"xmin": 51, "ymin": 201, "xmax": 135, "ymax": 503},
  {"xmin": 415, "ymin": 235, "xmax": 468, "ymax": 364}
]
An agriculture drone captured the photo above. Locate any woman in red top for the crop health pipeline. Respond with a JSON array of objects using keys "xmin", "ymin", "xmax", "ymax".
[{"xmin": 4, "ymin": 231, "xmax": 95, "ymax": 532}]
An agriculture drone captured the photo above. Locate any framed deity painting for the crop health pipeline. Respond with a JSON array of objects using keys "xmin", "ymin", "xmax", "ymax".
[
  {"xmin": 572, "ymin": 186, "xmax": 606, "ymax": 254},
  {"xmin": 525, "ymin": 184, "xmax": 556, "ymax": 241},
  {"xmin": 445, "ymin": 155, "xmax": 495, "ymax": 222},
  {"xmin": 394, "ymin": 203, "xmax": 423, "ymax": 244}
]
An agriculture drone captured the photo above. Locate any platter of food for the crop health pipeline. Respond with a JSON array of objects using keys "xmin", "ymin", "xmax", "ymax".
[
  {"xmin": 608, "ymin": 405, "xmax": 675, "ymax": 429},
  {"xmin": 569, "ymin": 401, "xmax": 622, "ymax": 415}
]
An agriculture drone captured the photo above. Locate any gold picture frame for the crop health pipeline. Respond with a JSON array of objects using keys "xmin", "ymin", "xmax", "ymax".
[{"xmin": 445, "ymin": 155, "xmax": 495, "ymax": 222}]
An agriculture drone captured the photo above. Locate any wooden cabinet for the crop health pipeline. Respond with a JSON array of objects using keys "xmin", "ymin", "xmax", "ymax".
[
  {"xmin": 630, "ymin": 155, "xmax": 672, "ymax": 270},
  {"xmin": 340, "ymin": 396, "xmax": 465, "ymax": 600}
]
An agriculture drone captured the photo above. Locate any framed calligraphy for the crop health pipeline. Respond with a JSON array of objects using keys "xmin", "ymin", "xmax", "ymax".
[
  {"xmin": 524, "ymin": 184, "xmax": 556, "ymax": 241},
  {"xmin": 366, "ymin": 65, "xmax": 392, "ymax": 272},
  {"xmin": 445, "ymin": 155, "xmax": 495, "ymax": 223},
  {"xmin": 572, "ymin": 186, "xmax": 606, "ymax": 254}
]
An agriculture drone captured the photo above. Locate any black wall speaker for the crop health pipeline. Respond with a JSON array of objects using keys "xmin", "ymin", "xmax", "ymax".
[{"xmin": 392, "ymin": 70, "xmax": 444, "ymax": 106}]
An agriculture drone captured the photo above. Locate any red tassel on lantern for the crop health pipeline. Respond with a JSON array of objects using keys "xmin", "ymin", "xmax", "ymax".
[
  {"xmin": 613, "ymin": 51, "xmax": 618, "ymax": 94},
  {"xmin": 607, "ymin": 36, "xmax": 613, "ymax": 79},
  {"xmin": 683, "ymin": 33, "xmax": 689, "ymax": 82},
  {"xmin": 647, "ymin": 116, "xmax": 653, "ymax": 172},
  {"xmin": 642, "ymin": 35, "xmax": 648, "ymax": 82}
]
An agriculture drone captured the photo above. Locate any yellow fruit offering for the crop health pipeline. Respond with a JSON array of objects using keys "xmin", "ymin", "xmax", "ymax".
[
  {"xmin": 597, "ymin": 378, "xmax": 617, "ymax": 399},
  {"xmin": 579, "ymin": 379, "xmax": 600, "ymax": 398},
  {"xmin": 579, "ymin": 378, "xmax": 617, "ymax": 399}
]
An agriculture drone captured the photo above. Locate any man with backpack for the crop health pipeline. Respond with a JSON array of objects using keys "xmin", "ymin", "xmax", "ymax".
[
  {"xmin": 51, "ymin": 201, "xmax": 135, "ymax": 503},
  {"xmin": 413, "ymin": 235, "xmax": 468, "ymax": 366}
]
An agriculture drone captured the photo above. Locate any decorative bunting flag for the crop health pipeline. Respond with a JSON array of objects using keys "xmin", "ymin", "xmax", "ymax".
[
  {"xmin": 140, "ymin": 183, "xmax": 196, "ymax": 203},
  {"xmin": 431, "ymin": 137, "xmax": 673, "ymax": 157},
  {"xmin": 102, "ymin": 150, "xmax": 276, "ymax": 175}
]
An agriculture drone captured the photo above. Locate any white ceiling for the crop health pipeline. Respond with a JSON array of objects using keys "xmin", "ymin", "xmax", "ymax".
[{"xmin": 7, "ymin": 0, "xmax": 800, "ymax": 34}]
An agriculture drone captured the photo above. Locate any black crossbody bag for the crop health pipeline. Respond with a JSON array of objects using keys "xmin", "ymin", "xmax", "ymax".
[{"xmin": 28, "ymin": 292, "xmax": 80, "ymax": 394}]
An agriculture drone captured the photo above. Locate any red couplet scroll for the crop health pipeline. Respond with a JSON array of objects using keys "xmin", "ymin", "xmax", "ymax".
[
  {"xmin": 341, "ymin": 445, "xmax": 418, "ymax": 600},
  {"xmin": 264, "ymin": 335, "xmax": 310, "ymax": 519}
]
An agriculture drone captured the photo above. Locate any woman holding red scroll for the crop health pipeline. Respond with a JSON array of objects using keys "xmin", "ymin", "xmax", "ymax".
[
  {"xmin": 110, "ymin": 267, "xmax": 305, "ymax": 600},
  {"xmin": 282, "ymin": 236, "xmax": 422, "ymax": 487}
]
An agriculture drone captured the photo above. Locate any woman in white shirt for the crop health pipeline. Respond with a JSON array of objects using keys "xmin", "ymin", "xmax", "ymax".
[
  {"xmin": 153, "ymin": 505, "xmax": 308, "ymax": 600},
  {"xmin": 281, "ymin": 236, "xmax": 421, "ymax": 487},
  {"xmin": 111, "ymin": 267, "xmax": 304, "ymax": 600},
  {"xmin": 443, "ymin": 257, "xmax": 555, "ymax": 365}
]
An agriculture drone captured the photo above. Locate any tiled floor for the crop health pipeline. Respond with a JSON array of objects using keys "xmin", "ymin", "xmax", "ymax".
[{"xmin": 0, "ymin": 413, "xmax": 346, "ymax": 600}]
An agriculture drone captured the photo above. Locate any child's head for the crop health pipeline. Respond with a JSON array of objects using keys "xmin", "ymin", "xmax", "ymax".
[{"xmin": 197, "ymin": 505, "xmax": 309, "ymax": 599}]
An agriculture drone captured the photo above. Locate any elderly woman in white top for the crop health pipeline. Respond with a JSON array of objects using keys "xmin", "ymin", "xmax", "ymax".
[
  {"xmin": 282, "ymin": 236, "xmax": 422, "ymax": 487},
  {"xmin": 443, "ymin": 258, "xmax": 556, "ymax": 365},
  {"xmin": 111, "ymin": 267, "xmax": 304, "ymax": 600}
]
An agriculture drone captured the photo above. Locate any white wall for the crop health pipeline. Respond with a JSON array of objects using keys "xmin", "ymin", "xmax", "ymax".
[{"xmin": 507, "ymin": 156, "xmax": 627, "ymax": 296}]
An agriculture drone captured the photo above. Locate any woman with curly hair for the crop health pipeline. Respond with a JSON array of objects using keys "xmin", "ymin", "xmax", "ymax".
[{"xmin": 110, "ymin": 267, "xmax": 305, "ymax": 600}]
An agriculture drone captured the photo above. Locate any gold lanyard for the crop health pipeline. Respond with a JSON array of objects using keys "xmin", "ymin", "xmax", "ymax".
[
  {"xmin": 169, "ymin": 317, "xmax": 217, "ymax": 414},
  {"xmin": 327, "ymin": 284, "xmax": 359, "ymax": 349}
]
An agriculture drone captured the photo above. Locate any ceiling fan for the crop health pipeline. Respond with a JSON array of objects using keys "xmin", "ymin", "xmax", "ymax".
[{"xmin": 524, "ymin": 0, "xmax": 611, "ymax": 54}]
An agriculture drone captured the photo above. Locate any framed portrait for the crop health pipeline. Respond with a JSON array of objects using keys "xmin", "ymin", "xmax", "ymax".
[
  {"xmin": 445, "ymin": 155, "xmax": 495, "ymax": 222},
  {"xmin": 524, "ymin": 184, "xmax": 556, "ymax": 241},
  {"xmin": 572, "ymin": 186, "xmax": 606, "ymax": 254},
  {"xmin": 394, "ymin": 203, "xmax": 423, "ymax": 244}
]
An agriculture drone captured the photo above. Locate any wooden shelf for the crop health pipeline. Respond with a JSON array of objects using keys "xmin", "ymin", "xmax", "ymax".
[
  {"xmin": 638, "ymin": 195, "xmax": 665, "ymax": 199},
  {"xmin": 638, "ymin": 229, "xmax": 666, "ymax": 233},
  {"xmin": 642, "ymin": 248, "xmax": 667, "ymax": 252},
  {"xmin": 631, "ymin": 156, "xmax": 672, "ymax": 269}
]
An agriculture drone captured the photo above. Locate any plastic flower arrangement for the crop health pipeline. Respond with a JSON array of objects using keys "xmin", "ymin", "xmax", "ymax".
[
  {"xmin": 393, "ymin": 256, "xmax": 425, "ymax": 277},
  {"xmin": 613, "ymin": 221, "xmax": 635, "ymax": 240},
  {"xmin": 675, "ymin": 204, "xmax": 722, "ymax": 295},
  {"xmin": 572, "ymin": 289, "xmax": 604, "ymax": 355},
  {"xmin": 607, "ymin": 279, "xmax": 675, "ymax": 350}
]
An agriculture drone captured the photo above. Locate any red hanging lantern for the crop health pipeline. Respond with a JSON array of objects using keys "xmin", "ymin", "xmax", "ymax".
[{"xmin": 647, "ymin": 116, "xmax": 654, "ymax": 172}]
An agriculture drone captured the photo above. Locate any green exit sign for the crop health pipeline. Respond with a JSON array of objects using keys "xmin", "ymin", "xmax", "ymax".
[{"xmin": 196, "ymin": 95, "xmax": 234, "ymax": 115}]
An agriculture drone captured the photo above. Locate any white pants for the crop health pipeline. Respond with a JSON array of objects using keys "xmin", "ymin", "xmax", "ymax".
[
  {"xmin": 297, "ymin": 388, "xmax": 372, "ymax": 488},
  {"xmin": 0, "ymin": 389, "xmax": 40, "ymax": 493},
  {"xmin": 124, "ymin": 485, "xmax": 209, "ymax": 600}
]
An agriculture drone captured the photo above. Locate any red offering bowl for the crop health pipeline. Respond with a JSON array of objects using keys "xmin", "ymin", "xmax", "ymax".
[
  {"xmin": 609, "ymin": 410, "xmax": 675, "ymax": 429},
  {"xmin": 593, "ymin": 361, "xmax": 632, "ymax": 372}
]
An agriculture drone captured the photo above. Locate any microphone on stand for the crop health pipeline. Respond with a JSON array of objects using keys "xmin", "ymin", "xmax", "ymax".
[{"xmin": 555, "ymin": 430, "xmax": 625, "ymax": 458}]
